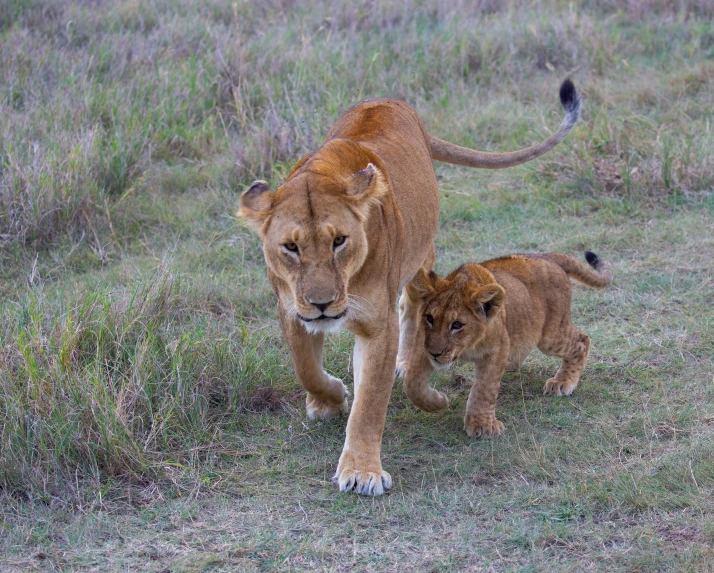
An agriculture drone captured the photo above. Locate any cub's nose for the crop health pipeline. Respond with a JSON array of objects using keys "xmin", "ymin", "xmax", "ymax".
[
  {"xmin": 305, "ymin": 289, "xmax": 338, "ymax": 312},
  {"xmin": 429, "ymin": 350, "xmax": 443, "ymax": 358}
]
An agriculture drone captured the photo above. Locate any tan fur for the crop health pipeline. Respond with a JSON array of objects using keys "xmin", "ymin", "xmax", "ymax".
[
  {"xmin": 403, "ymin": 253, "xmax": 612, "ymax": 438},
  {"xmin": 238, "ymin": 82, "xmax": 580, "ymax": 496}
]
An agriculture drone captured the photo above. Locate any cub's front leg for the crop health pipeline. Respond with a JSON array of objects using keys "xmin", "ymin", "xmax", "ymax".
[
  {"xmin": 333, "ymin": 313, "xmax": 399, "ymax": 496},
  {"xmin": 278, "ymin": 302, "xmax": 348, "ymax": 420},
  {"xmin": 402, "ymin": 320, "xmax": 449, "ymax": 412},
  {"xmin": 464, "ymin": 348, "xmax": 509, "ymax": 438}
]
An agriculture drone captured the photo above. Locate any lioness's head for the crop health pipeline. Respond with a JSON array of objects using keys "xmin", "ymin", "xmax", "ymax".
[
  {"xmin": 239, "ymin": 141, "xmax": 388, "ymax": 333},
  {"xmin": 408, "ymin": 266, "xmax": 505, "ymax": 369}
]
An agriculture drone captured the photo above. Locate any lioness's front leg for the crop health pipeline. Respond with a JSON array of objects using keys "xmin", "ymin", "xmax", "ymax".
[
  {"xmin": 278, "ymin": 303, "xmax": 348, "ymax": 420},
  {"xmin": 464, "ymin": 349, "xmax": 509, "ymax": 438},
  {"xmin": 334, "ymin": 313, "xmax": 398, "ymax": 496}
]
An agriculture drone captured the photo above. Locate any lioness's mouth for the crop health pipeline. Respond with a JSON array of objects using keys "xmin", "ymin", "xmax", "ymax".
[{"xmin": 298, "ymin": 309, "xmax": 347, "ymax": 323}]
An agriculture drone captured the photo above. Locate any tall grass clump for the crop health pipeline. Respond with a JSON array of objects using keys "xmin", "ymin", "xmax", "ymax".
[{"xmin": 0, "ymin": 263, "xmax": 289, "ymax": 502}]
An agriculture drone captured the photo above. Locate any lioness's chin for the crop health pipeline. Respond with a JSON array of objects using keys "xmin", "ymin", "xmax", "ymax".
[{"xmin": 302, "ymin": 316, "xmax": 348, "ymax": 335}]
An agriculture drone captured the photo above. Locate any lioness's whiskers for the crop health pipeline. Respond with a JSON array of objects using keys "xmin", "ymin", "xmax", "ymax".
[{"xmin": 347, "ymin": 294, "xmax": 374, "ymax": 322}]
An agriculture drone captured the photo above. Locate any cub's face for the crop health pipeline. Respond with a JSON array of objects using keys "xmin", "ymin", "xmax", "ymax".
[
  {"xmin": 422, "ymin": 296, "xmax": 488, "ymax": 368},
  {"xmin": 239, "ymin": 162, "xmax": 387, "ymax": 334},
  {"xmin": 409, "ymin": 267, "xmax": 505, "ymax": 368}
]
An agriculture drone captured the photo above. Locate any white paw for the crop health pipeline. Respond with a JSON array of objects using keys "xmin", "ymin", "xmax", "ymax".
[{"xmin": 333, "ymin": 467, "xmax": 393, "ymax": 496}]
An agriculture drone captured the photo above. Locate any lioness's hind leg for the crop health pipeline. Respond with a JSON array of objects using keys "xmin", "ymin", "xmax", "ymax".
[
  {"xmin": 540, "ymin": 327, "xmax": 590, "ymax": 396},
  {"xmin": 396, "ymin": 247, "xmax": 436, "ymax": 377},
  {"xmin": 395, "ymin": 288, "xmax": 421, "ymax": 378}
]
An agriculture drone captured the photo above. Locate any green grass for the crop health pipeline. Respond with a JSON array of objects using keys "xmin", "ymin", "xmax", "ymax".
[{"xmin": 1, "ymin": 1, "xmax": 714, "ymax": 570}]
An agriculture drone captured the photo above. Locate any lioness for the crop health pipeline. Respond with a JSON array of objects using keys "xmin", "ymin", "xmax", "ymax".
[
  {"xmin": 402, "ymin": 252, "xmax": 612, "ymax": 438},
  {"xmin": 239, "ymin": 80, "xmax": 580, "ymax": 496}
]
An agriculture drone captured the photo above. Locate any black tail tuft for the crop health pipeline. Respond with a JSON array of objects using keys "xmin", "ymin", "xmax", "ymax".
[
  {"xmin": 559, "ymin": 78, "xmax": 580, "ymax": 115},
  {"xmin": 584, "ymin": 251, "xmax": 600, "ymax": 269}
]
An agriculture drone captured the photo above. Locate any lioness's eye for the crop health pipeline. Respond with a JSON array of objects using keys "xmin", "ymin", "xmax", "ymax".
[
  {"xmin": 333, "ymin": 236, "xmax": 346, "ymax": 248},
  {"xmin": 425, "ymin": 314, "xmax": 434, "ymax": 326},
  {"xmin": 451, "ymin": 321, "xmax": 463, "ymax": 331},
  {"xmin": 283, "ymin": 242, "xmax": 299, "ymax": 253}
]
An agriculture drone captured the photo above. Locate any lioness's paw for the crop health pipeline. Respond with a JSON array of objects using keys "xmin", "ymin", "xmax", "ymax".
[
  {"xmin": 305, "ymin": 378, "xmax": 349, "ymax": 420},
  {"xmin": 543, "ymin": 378, "xmax": 578, "ymax": 397},
  {"xmin": 332, "ymin": 467, "xmax": 393, "ymax": 497},
  {"xmin": 333, "ymin": 450, "xmax": 392, "ymax": 496},
  {"xmin": 464, "ymin": 413, "xmax": 504, "ymax": 438}
]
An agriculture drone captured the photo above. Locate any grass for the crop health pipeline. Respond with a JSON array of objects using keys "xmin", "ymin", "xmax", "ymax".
[{"xmin": 1, "ymin": 0, "xmax": 714, "ymax": 570}]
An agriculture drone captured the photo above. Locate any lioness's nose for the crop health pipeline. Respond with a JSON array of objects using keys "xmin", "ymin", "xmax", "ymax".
[
  {"xmin": 305, "ymin": 289, "xmax": 338, "ymax": 312},
  {"xmin": 429, "ymin": 350, "xmax": 443, "ymax": 358}
]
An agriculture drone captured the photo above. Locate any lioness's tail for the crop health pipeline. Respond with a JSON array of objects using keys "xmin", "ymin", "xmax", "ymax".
[
  {"xmin": 547, "ymin": 251, "xmax": 613, "ymax": 289},
  {"xmin": 429, "ymin": 79, "xmax": 580, "ymax": 169}
]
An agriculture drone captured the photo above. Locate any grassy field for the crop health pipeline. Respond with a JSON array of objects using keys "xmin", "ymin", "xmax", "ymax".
[{"xmin": 1, "ymin": 0, "xmax": 714, "ymax": 570}]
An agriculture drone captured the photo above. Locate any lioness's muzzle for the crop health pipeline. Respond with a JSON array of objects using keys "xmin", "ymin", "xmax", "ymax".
[{"xmin": 298, "ymin": 309, "xmax": 348, "ymax": 323}]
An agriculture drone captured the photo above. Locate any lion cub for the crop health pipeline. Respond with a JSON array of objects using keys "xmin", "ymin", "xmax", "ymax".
[{"xmin": 402, "ymin": 252, "xmax": 612, "ymax": 438}]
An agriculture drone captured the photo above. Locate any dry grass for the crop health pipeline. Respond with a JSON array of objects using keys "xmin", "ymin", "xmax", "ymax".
[{"xmin": 2, "ymin": 0, "xmax": 713, "ymax": 250}]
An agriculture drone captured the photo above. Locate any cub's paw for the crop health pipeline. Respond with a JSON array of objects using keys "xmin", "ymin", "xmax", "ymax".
[
  {"xmin": 333, "ymin": 451, "xmax": 392, "ymax": 497},
  {"xmin": 411, "ymin": 388, "xmax": 449, "ymax": 412},
  {"xmin": 305, "ymin": 377, "xmax": 349, "ymax": 420},
  {"xmin": 543, "ymin": 378, "xmax": 578, "ymax": 397},
  {"xmin": 464, "ymin": 413, "xmax": 504, "ymax": 438}
]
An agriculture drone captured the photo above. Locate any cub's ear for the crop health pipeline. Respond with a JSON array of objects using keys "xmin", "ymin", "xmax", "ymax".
[
  {"xmin": 238, "ymin": 180, "xmax": 274, "ymax": 234},
  {"xmin": 345, "ymin": 163, "xmax": 388, "ymax": 218},
  {"xmin": 406, "ymin": 268, "xmax": 443, "ymax": 301},
  {"xmin": 469, "ymin": 284, "xmax": 505, "ymax": 321}
]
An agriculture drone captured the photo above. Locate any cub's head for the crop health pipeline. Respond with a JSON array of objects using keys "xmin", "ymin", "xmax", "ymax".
[
  {"xmin": 239, "ymin": 141, "xmax": 387, "ymax": 333},
  {"xmin": 408, "ymin": 266, "xmax": 505, "ymax": 369}
]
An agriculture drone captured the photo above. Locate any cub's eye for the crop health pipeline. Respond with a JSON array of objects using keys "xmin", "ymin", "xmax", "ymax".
[
  {"xmin": 451, "ymin": 321, "xmax": 464, "ymax": 331},
  {"xmin": 283, "ymin": 242, "xmax": 299, "ymax": 253},
  {"xmin": 425, "ymin": 314, "xmax": 434, "ymax": 326},
  {"xmin": 333, "ymin": 236, "xmax": 347, "ymax": 248}
]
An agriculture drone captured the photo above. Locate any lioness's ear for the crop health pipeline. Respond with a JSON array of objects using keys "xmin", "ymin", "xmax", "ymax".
[
  {"xmin": 407, "ymin": 268, "xmax": 441, "ymax": 301},
  {"xmin": 238, "ymin": 180, "xmax": 274, "ymax": 234},
  {"xmin": 345, "ymin": 163, "xmax": 388, "ymax": 217},
  {"xmin": 469, "ymin": 284, "xmax": 505, "ymax": 320}
]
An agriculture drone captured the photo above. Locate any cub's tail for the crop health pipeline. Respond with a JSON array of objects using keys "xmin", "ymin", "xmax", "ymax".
[
  {"xmin": 547, "ymin": 251, "xmax": 613, "ymax": 289},
  {"xmin": 429, "ymin": 78, "xmax": 580, "ymax": 169}
]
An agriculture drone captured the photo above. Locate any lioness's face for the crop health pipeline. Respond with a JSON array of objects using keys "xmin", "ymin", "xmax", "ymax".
[
  {"xmin": 239, "ymin": 162, "xmax": 386, "ymax": 334},
  {"xmin": 409, "ymin": 268, "xmax": 505, "ymax": 369}
]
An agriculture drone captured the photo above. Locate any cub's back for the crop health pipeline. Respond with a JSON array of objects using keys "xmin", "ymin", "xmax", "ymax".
[{"xmin": 480, "ymin": 255, "xmax": 574, "ymax": 346}]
